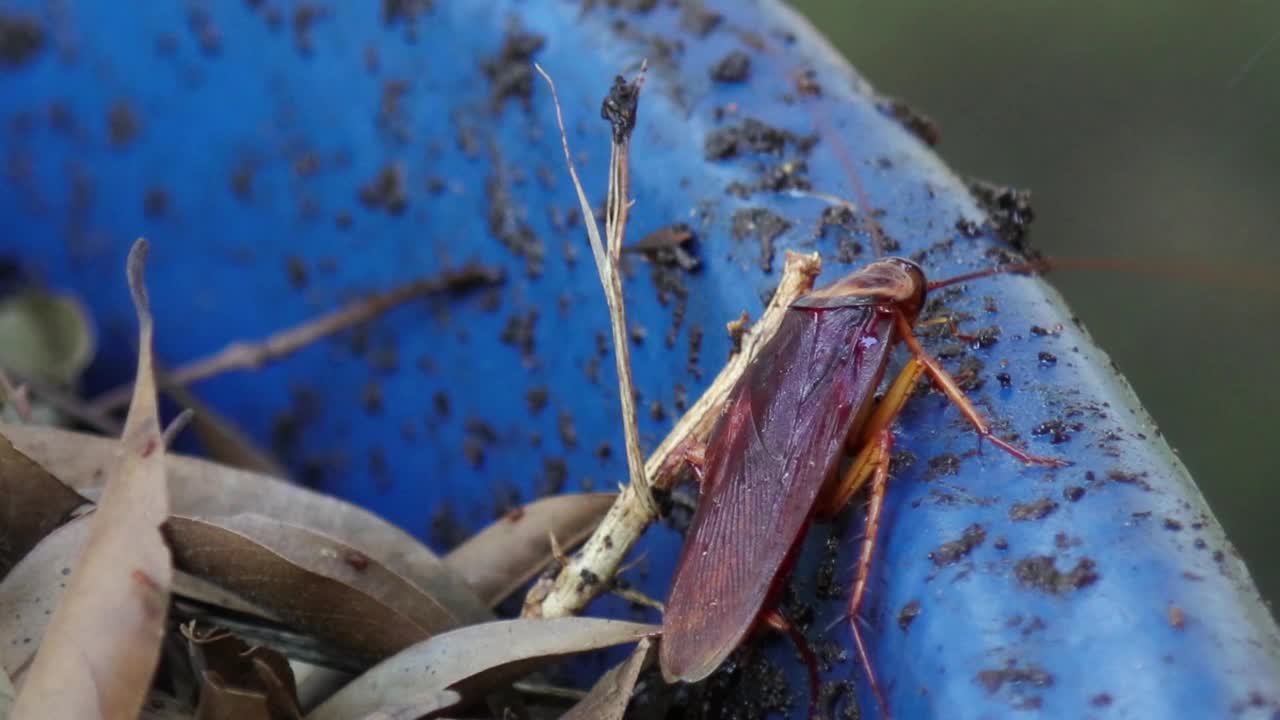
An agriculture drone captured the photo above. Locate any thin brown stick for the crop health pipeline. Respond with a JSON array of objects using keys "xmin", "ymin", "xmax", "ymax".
[
  {"xmin": 88, "ymin": 264, "xmax": 504, "ymax": 413},
  {"xmin": 535, "ymin": 62, "xmax": 657, "ymax": 517},
  {"xmin": 0, "ymin": 366, "xmax": 121, "ymax": 434},
  {"xmin": 525, "ymin": 251, "xmax": 822, "ymax": 618}
]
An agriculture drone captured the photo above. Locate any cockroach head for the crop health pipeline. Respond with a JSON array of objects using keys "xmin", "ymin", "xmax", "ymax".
[{"xmin": 792, "ymin": 257, "xmax": 928, "ymax": 320}]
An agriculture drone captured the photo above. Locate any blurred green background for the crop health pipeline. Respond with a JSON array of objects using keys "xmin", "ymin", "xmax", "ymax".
[{"xmin": 793, "ymin": 1, "xmax": 1280, "ymax": 614}]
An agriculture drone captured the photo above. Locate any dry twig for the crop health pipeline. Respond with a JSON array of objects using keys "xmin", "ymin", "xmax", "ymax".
[
  {"xmin": 534, "ymin": 62, "xmax": 656, "ymax": 516},
  {"xmin": 524, "ymin": 251, "xmax": 821, "ymax": 618},
  {"xmin": 88, "ymin": 264, "xmax": 504, "ymax": 413}
]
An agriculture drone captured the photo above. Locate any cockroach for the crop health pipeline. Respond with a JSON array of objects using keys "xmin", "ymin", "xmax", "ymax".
[{"xmin": 659, "ymin": 256, "xmax": 1066, "ymax": 716}]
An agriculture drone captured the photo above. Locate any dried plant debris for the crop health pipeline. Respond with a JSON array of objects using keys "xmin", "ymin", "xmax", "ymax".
[
  {"xmin": 13, "ymin": 240, "xmax": 173, "ymax": 719},
  {"xmin": 183, "ymin": 622, "xmax": 302, "ymax": 719},
  {"xmin": 164, "ymin": 514, "xmax": 462, "ymax": 663},
  {"xmin": 445, "ymin": 493, "xmax": 616, "ymax": 607},
  {"xmin": 0, "ymin": 433, "xmax": 88, "ymax": 576},
  {"xmin": 310, "ymin": 618, "xmax": 656, "ymax": 720},
  {"xmin": 561, "ymin": 636, "xmax": 654, "ymax": 720},
  {"xmin": 0, "ymin": 423, "xmax": 492, "ymax": 626}
]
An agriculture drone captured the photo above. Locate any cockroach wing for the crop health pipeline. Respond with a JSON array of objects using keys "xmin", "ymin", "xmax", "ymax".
[{"xmin": 661, "ymin": 303, "xmax": 897, "ymax": 682}]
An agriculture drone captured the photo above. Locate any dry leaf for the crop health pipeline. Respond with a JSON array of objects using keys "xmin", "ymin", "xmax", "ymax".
[
  {"xmin": 354, "ymin": 690, "xmax": 461, "ymax": 720},
  {"xmin": 0, "ymin": 424, "xmax": 489, "ymax": 626},
  {"xmin": 309, "ymin": 618, "xmax": 657, "ymax": 720},
  {"xmin": 445, "ymin": 493, "xmax": 615, "ymax": 607},
  {"xmin": 0, "ymin": 432, "xmax": 88, "ymax": 577},
  {"xmin": 560, "ymin": 637, "xmax": 653, "ymax": 720},
  {"xmin": 0, "ymin": 512, "xmax": 93, "ymax": 681},
  {"xmin": 13, "ymin": 239, "xmax": 173, "ymax": 719},
  {"xmin": 185, "ymin": 623, "xmax": 301, "ymax": 720},
  {"xmin": 166, "ymin": 514, "xmax": 461, "ymax": 662}
]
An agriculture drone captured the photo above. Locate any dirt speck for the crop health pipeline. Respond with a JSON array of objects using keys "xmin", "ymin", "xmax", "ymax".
[
  {"xmin": 481, "ymin": 28, "xmax": 545, "ymax": 112},
  {"xmin": 143, "ymin": 188, "xmax": 170, "ymax": 218},
  {"xmin": 107, "ymin": 101, "xmax": 141, "ymax": 146},
  {"xmin": 0, "ymin": 12, "xmax": 45, "ymax": 67},
  {"xmin": 1014, "ymin": 555, "xmax": 1099, "ymax": 594},
  {"xmin": 710, "ymin": 50, "xmax": 751, "ymax": 83},
  {"xmin": 359, "ymin": 164, "xmax": 408, "ymax": 215},
  {"xmin": 525, "ymin": 386, "xmax": 548, "ymax": 415},
  {"xmin": 930, "ymin": 523, "xmax": 986, "ymax": 567},
  {"xmin": 705, "ymin": 117, "xmax": 815, "ymax": 161},
  {"xmin": 976, "ymin": 662, "xmax": 1053, "ymax": 694},
  {"xmin": 924, "ymin": 453, "xmax": 961, "ymax": 480},
  {"xmin": 1009, "ymin": 497, "xmax": 1058, "ymax": 522},
  {"xmin": 898, "ymin": 599, "xmax": 921, "ymax": 630},
  {"xmin": 731, "ymin": 207, "xmax": 791, "ymax": 273},
  {"xmin": 679, "ymin": 2, "xmax": 722, "ymax": 36},
  {"xmin": 876, "ymin": 95, "xmax": 940, "ymax": 146}
]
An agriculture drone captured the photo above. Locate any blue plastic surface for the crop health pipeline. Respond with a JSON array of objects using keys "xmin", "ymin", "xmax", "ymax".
[{"xmin": 2, "ymin": 1, "xmax": 1278, "ymax": 717}]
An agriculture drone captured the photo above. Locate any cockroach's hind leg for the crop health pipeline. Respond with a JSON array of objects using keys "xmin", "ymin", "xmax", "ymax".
[
  {"xmin": 894, "ymin": 312, "xmax": 1070, "ymax": 468},
  {"xmin": 847, "ymin": 429, "xmax": 892, "ymax": 720},
  {"xmin": 763, "ymin": 609, "xmax": 819, "ymax": 719}
]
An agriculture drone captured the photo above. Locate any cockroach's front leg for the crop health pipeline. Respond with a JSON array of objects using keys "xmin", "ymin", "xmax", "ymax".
[{"xmin": 894, "ymin": 312, "xmax": 1069, "ymax": 468}]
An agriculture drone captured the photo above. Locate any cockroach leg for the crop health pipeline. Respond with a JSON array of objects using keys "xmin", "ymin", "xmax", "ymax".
[
  {"xmin": 847, "ymin": 429, "xmax": 893, "ymax": 720},
  {"xmin": 894, "ymin": 312, "xmax": 1070, "ymax": 468},
  {"xmin": 818, "ymin": 356, "xmax": 924, "ymax": 516},
  {"xmin": 917, "ymin": 314, "xmax": 975, "ymax": 343},
  {"xmin": 762, "ymin": 608, "xmax": 820, "ymax": 718}
]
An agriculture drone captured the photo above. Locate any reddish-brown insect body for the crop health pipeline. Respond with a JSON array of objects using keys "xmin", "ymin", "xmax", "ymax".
[
  {"xmin": 659, "ymin": 257, "xmax": 1063, "ymax": 711},
  {"xmin": 660, "ymin": 258, "xmax": 925, "ymax": 680}
]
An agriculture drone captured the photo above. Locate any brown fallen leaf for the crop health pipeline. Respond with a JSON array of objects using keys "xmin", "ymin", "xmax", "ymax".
[
  {"xmin": 0, "ymin": 424, "xmax": 490, "ymax": 627},
  {"xmin": 0, "ymin": 432, "xmax": 89, "ymax": 578},
  {"xmin": 560, "ymin": 637, "xmax": 653, "ymax": 720},
  {"xmin": 165, "ymin": 514, "xmax": 462, "ymax": 663},
  {"xmin": 445, "ymin": 493, "xmax": 616, "ymax": 608},
  {"xmin": 309, "ymin": 618, "xmax": 657, "ymax": 720},
  {"xmin": 184, "ymin": 622, "xmax": 302, "ymax": 720},
  {"xmin": 13, "ymin": 239, "xmax": 173, "ymax": 719}
]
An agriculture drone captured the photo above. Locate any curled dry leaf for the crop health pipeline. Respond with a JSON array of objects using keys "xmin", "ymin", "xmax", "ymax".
[
  {"xmin": 13, "ymin": 239, "xmax": 173, "ymax": 719},
  {"xmin": 309, "ymin": 618, "xmax": 657, "ymax": 720},
  {"xmin": 185, "ymin": 622, "xmax": 302, "ymax": 720},
  {"xmin": 0, "ymin": 432, "xmax": 88, "ymax": 578},
  {"xmin": 561, "ymin": 637, "xmax": 653, "ymax": 720},
  {"xmin": 0, "ymin": 424, "xmax": 490, "ymax": 627},
  {"xmin": 445, "ymin": 493, "xmax": 616, "ymax": 608},
  {"xmin": 165, "ymin": 514, "xmax": 462, "ymax": 663}
]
